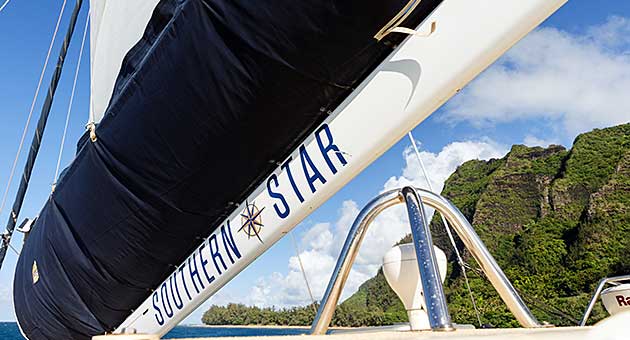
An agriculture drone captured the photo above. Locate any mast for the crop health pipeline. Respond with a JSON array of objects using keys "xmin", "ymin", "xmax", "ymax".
[{"xmin": 0, "ymin": 0, "xmax": 84, "ymax": 270}]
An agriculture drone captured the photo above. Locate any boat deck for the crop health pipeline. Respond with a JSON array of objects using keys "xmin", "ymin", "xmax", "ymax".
[{"xmin": 172, "ymin": 326, "xmax": 593, "ymax": 340}]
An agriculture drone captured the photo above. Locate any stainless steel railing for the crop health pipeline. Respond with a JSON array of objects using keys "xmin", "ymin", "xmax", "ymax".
[
  {"xmin": 402, "ymin": 187, "xmax": 454, "ymax": 331},
  {"xmin": 310, "ymin": 187, "xmax": 540, "ymax": 335},
  {"xmin": 580, "ymin": 274, "xmax": 630, "ymax": 326}
]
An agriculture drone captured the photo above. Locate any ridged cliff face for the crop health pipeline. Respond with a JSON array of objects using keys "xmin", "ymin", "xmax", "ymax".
[{"xmin": 341, "ymin": 123, "xmax": 630, "ymax": 327}]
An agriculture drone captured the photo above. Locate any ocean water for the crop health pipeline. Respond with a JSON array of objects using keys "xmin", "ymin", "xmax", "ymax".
[{"xmin": 0, "ymin": 322, "xmax": 310, "ymax": 339}]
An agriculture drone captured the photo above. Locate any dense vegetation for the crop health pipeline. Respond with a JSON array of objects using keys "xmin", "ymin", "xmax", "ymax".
[
  {"xmin": 203, "ymin": 123, "xmax": 630, "ymax": 327},
  {"xmin": 201, "ymin": 302, "xmax": 389, "ymax": 328}
]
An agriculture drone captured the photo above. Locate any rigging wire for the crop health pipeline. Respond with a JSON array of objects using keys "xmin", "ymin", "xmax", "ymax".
[
  {"xmin": 289, "ymin": 231, "xmax": 318, "ymax": 312},
  {"xmin": 0, "ymin": 0, "xmax": 11, "ymax": 13},
  {"xmin": 7, "ymin": 240, "xmax": 19, "ymax": 256},
  {"xmin": 0, "ymin": 0, "xmax": 67, "ymax": 217},
  {"xmin": 407, "ymin": 131, "xmax": 483, "ymax": 327},
  {"xmin": 52, "ymin": 11, "xmax": 89, "ymax": 191}
]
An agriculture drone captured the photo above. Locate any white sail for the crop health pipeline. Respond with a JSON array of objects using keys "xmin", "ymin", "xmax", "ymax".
[{"xmin": 89, "ymin": 0, "xmax": 160, "ymax": 123}]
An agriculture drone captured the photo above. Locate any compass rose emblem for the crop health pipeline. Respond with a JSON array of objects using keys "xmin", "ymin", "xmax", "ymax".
[{"xmin": 239, "ymin": 201, "xmax": 265, "ymax": 243}]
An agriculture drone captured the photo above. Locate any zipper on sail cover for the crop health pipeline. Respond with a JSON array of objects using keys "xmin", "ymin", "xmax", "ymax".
[{"xmin": 375, "ymin": 0, "xmax": 437, "ymax": 41}]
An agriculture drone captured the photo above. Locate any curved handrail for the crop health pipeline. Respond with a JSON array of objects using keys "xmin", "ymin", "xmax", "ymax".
[{"xmin": 310, "ymin": 187, "xmax": 540, "ymax": 335}]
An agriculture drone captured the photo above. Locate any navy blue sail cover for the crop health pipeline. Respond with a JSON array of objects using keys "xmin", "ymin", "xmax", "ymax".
[{"xmin": 14, "ymin": 0, "xmax": 441, "ymax": 338}]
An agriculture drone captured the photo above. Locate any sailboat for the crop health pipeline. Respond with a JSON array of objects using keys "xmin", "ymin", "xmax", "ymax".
[{"xmin": 4, "ymin": 0, "xmax": 627, "ymax": 339}]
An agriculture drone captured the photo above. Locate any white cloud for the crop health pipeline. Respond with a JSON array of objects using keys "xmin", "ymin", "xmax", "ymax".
[
  {"xmin": 383, "ymin": 139, "xmax": 507, "ymax": 194},
  {"xmin": 587, "ymin": 16, "xmax": 630, "ymax": 50},
  {"xmin": 0, "ymin": 286, "xmax": 9, "ymax": 302},
  {"xmin": 522, "ymin": 135, "xmax": 560, "ymax": 148},
  {"xmin": 0, "ymin": 285, "xmax": 14, "ymax": 321},
  {"xmin": 244, "ymin": 139, "xmax": 507, "ymax": 308},
  {"xmin": 443, "ymin": 16, "xmax": 630, "ymax": 136}
]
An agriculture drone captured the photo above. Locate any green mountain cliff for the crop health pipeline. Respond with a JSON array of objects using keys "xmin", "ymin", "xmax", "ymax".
[{"xmin": 342, "ymin": 123, "xmax": 630, "ymax": 327}]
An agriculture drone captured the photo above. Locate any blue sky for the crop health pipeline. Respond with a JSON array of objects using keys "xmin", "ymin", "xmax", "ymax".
[{"xmin": 0, "ymin": 0, "xmax": 629, "ymax": 323}]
